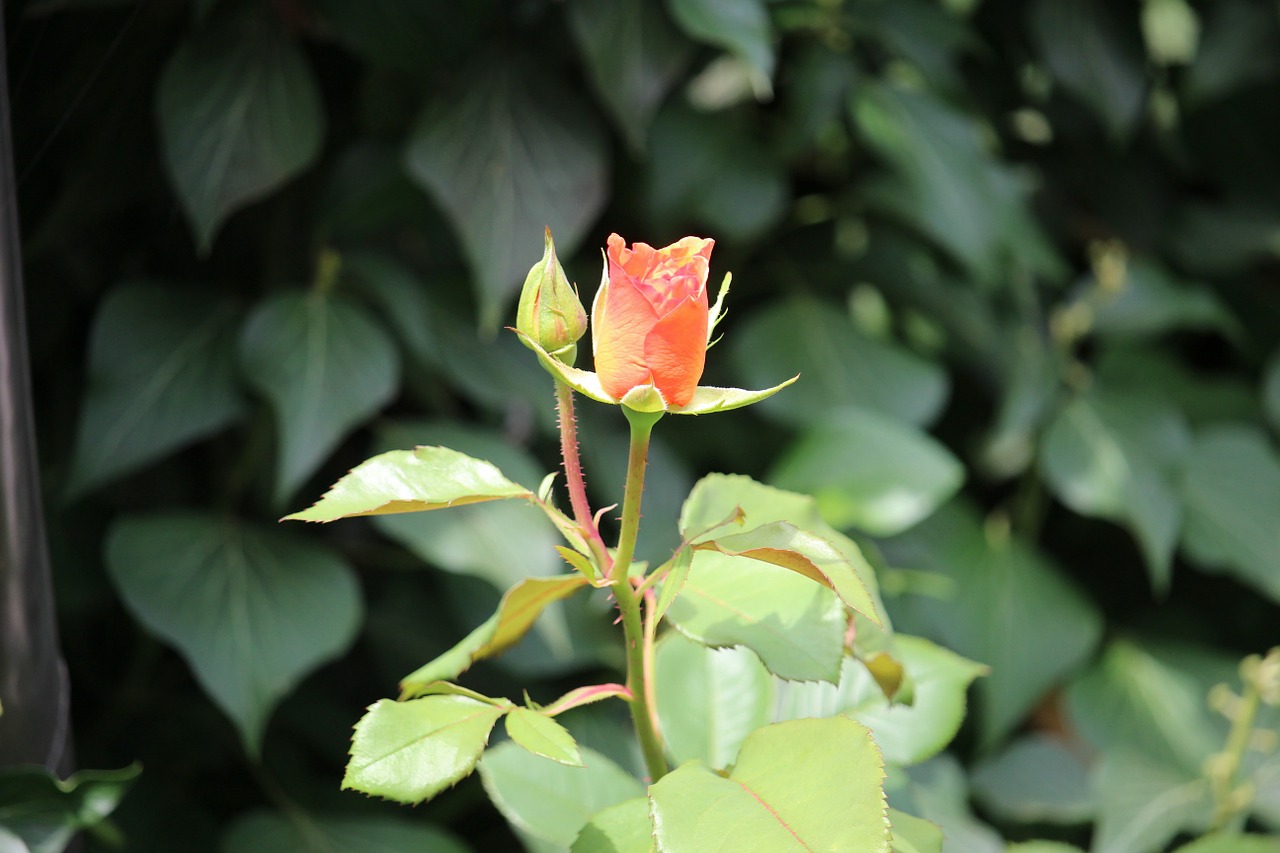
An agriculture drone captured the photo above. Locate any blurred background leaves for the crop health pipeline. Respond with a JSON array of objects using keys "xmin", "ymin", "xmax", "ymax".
[{"xmin": 8, "ymin": 0, "xmax": 1280, "ymax": 849}]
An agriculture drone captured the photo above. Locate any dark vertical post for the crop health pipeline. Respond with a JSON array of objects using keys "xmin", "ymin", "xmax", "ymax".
[{"xmin": 0, "ymin": 5, "xmax": 73, "ymax": 772}]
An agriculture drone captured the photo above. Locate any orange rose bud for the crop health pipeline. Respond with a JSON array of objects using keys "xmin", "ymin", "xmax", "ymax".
[
  {"xmin": 517, "ymin": 228, "xmax": 588, "ymax": 364},
  {"xmin": 592, "ymin": 233, "xmax": 715, "ymax": 409}
]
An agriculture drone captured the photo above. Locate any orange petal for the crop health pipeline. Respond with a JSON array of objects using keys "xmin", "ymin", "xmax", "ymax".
[
  {"xmin": 644, "ymin": 294, "xmax": 709, "ymax": 408},
  {"xmin": 593, "ymin": 265, "xmax": 659, "ymax": 401}
]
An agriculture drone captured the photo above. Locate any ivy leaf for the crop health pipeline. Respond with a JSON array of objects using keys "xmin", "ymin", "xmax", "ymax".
[
  {"xmin": 240, "ymin": 291, "xmax": 400, "ymax": 506},
  {"xmin": 649, "ymin": 717, "xmax": 890, "ymax": 851},
  {"xmin": 404, "ymin": 57, "xmax": 608, "ymax": 328},
  {"xmin": 771, "ymin": 406, "xmax": 964, "ymax": 536},
  {"xmin": 0, "ymin": 764, "xmax": 139, "ymax": 853},
  {"xmin": 568, "ymin": 0, "xmax": 692, "ymax": 153},
  {"xmin": 285, "ymin": 445, "xmax": 531, "ymax": 523},
  {"xmin": 68, "ymin": 283, "xmax": 245, "ymax": 496},
  {"xmin": 343, "ymin": 696, "xmax": 507, "ymax": 804},
  {"xmin": 399, "ymin": 574, "xmax": 590, "ymax": 696},
  {"xmin": 882, "ymin": 503, "xmax": 1102, "ymax": 749},
  {"xmin": 665, "ymin": 0, "xmax": 774, "ymax": 94},
  {"xmin": 1179, "ymin": 424, "xmax": 1280, "ymax": 603},
  {"xmin": 1039, "ymin": 391, "xmax": 1190, "ymax": 592},
  {"xmin": 106, "ymin": 513, "xmax": 362, "ymax": 754},
  {"xmin": 157, "ymin": 7, "xmax": 324, "ymax": 250}
]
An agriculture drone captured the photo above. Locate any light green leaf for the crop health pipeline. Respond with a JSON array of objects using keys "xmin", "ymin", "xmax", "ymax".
[
  {"xmin": 1028, "ymin": 0, "xmax": 1147, "ymax": 141},
  {"xmin": 568, "ymin": 0, "xmax": 691, "ymax": 152},
  {"xmin": 771, "ymin": 406, "xmax": 964, "ymax": 536},
  {"xmin": 888, "ymin": 809, "xmax": 942, "ymax": 853},
  {"xmin": 400, "ymin": 574, "xmax": 589, "ymax": 696},
  {"xmin": 696, "ymin": 521, "xmax": 883, "ymax": 624},
  {"xmin": 882, "ymin": 503, "xmax": 1102, "ymax": 749},
  {"xmin": 285, "ymin": 446, "xmax": 530, "ymax": 523},
  {"xmin": 681, "ymin": 473, "xmax": 883, "ymax": 591},
  {"xmin": 1039, "ymin": 390, "xmax": 1190, "ymax": 591},
  {"xmin": 480, "ymin": 743, "xmax": 645, "ymax": 849},
  {"xmin": 774, "ymin": 635, "xmax": 985, "ymax": 767},
  {"xmin": 649, "ymin": 718, "xmax": 889, "ymax": 852},
  {"xmin": 655, "ymin": 632, "xmax": 773, "ymax": 770},
  {"xmin": 1092, "ymin": 750, "xmax": 1212, "ymax": 853},
  {"xmin": 666, "ymin": 550, "xmax": 846, "ymax": 683},
  {"xmin": 572, "ymin": 797, "xmax": 654, "ymax": 853},
  {"xmin": 106, "ymin": 513, "xmax": 361, "ymax": 754},
  {"xmin": 219, "ymin": 810, "xmax": 469, "ymax": 853},
  {"xmin": 665, "ymin": 0, "xmax": 773, "ymax": 93},
  {"xmin": 241, "ymin": 291, "xmax": 399, "ymax": 506},
  {"xmin": 730, "ymin": 297, "xmax": 948, "ymax": 429},
  {"xmin": 404, "ymin": 58, "xmax": 608, "ymax": 328},
  {"xmin": 343, "ymin": 695, "xmax": 506, "ymax": 804},
  {"xmin": 969, "ymin": 734, "xmax": 1093, "ymax": 825},
  {"xmin": 506, "ymin": 707, "xmax": 584, "ymax": 768},
  {"xmin": 671, "ymin": 377, "xmax": 799, "ymax": 415},
  {"xmin": 0, "ymin": 765, "xmax": 139, "ymax": 853},
  {"xmin": 653, "ymin": 548, "xmax": 693, "ymax": 624},
  {"xmin": 68, "ymin": 283, "xmax": 244, "ymax": 495},
  {"xmin": 1180, "ymin": 424, "xmax": 1280, "ymax": 602},
  {"xmin": 157, "ymin": 7, "xmax": 324, "ymax": 250}
]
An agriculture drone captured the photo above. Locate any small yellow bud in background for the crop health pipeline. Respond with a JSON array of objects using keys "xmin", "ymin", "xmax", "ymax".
[{"xmin": 516, "ymin": 228, "xmax": 588, "ymax": 365}]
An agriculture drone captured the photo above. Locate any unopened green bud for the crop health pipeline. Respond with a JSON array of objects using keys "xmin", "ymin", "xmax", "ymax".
[{"xmin": 517, "ymin": 228, "xmax": 587, "ymax": 364}]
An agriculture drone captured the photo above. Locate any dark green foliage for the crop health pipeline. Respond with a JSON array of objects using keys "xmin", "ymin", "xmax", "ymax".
[{"xmin": 11, "ymin": 0, "xmax": 1280, "ymax": 848}]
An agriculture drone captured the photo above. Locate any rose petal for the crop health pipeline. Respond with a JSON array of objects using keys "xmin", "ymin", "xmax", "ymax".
[{"xmin": 644, "ymin": 294, "xmax": 709, "ymax": 408}]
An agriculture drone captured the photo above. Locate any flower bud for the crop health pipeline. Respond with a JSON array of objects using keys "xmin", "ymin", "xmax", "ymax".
[{"xmin": 517, "ymin": 228, "xmax": 588, "ymax": 364}]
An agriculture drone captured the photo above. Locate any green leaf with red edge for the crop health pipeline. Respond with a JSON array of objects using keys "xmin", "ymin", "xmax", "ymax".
[
  {"xmin": 695, "ymin": 521, "xmax": 883, "ymax": 626},
  {"xmin": 342, "ymin": 696, "xmax": 507, "ymax": 804},
  {"xmin": 399, "ymin": 574, "xmax": 589, "ymax": 696},
  {"xmin": 283, "ymin": 446, "xmax": 532, "ymax": 522},
  {"xmin": 572, "ymin": 797, "xmax": 654, "ymax": 853},
  {"xmin": 505, "ymin": 707, "xmax": 584, "ymax": 767},
  {"xmin": 649, "ymin": 717, "xmax": 890, "ymax": 852}
]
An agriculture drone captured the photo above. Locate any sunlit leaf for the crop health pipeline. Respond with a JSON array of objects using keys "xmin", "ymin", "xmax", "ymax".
[
  {"xmin": 106, "ymin": 513, "xmax": 361, "ymax": 754},
  {"xmin": 666, "ymin": 550, "xmax": 846, "ymax": 683},
  {"xmin": 655, "ymin": 632, "xmax": 773, "ymax": 770},
  {"xmin": 506, "ymin": 707, "xmax": 584, "ymax": 768},
  {"xmin": 649, "ymin": 717, "xmax": 889, "ymax": 851},
  {"xmin": 572, "ymin": 797, "xmax": 653, "ymax": 853},
  {"xmin": 888, "ymin": 809, "xmax": 942, "ymax": 853},
  {"xmin": 343, "ymin": 695, "xmax": 506, "ymax": 804},
  {"xmin": 157, "ymin": 7, "xmax": 324, "ymax": 249},
  {"xmin": 284, "ymin": 445, "xmax": 529, "ymax": 523}
]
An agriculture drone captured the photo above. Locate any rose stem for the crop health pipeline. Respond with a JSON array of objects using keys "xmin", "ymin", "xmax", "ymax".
[
  {"xmin": 555, "ymin": 380, "xmax": 611, "ymax": 573},
  {"xmin": 611, "ymin": 405, "xmax": 669, "ymax": 783}
]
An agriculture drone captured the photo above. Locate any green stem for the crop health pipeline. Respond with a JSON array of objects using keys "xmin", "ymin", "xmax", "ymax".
[
  {"xmin": 612, "ymin": 406, "xmax": 668, "ymax": 782},
  {"xmin": 1210, "ymin": 673, "xmax": 1262, "ymax": 832}
]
